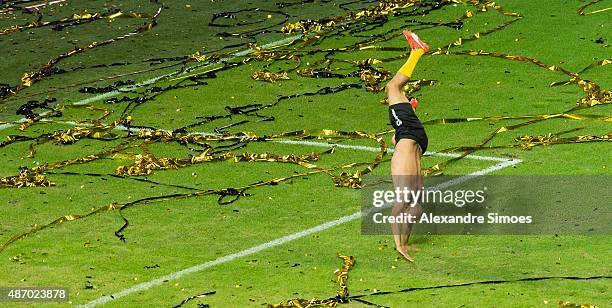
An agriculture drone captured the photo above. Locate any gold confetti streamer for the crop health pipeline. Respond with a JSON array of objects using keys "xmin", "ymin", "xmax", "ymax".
[
  {"xmin": 267, "ymin": 254, "xmax": 355, "ymax": 308},
  {"xmin": 0, "ymin": 7, "xmax": 163, "ymax": 101},
  {"xmin": 114, "ymin": 151, "xmax": 321, "ymax": 176},
  {"xmin": 191, "ymin": 51, "xmax": 212, "ymax": 62},
  {"xmin": 0, "ymin": 167, "xmax": 340, "ymax": 252},
  {"xmin": 20, "ymin": 72, "xmax": 33, "ymax": 87},
  {"xmin": 251, "ymin": 70, "xmax": 291, "ymax": 82},
  {"xmin": 0, "ymin": 125, "xmax": 385, "ymax": 250},
  {"xmin": 1, "ymin": 0, "xmax": 609, "ymax": 254},
  {"xmin": 0, "ymin": 169, "xmax": 54, "ymax": 188},
  {"xmin": 558, "ymin": 301, "xmax": 597, "ymax": 308},
  {"xmin": 577, "ymin": 0, "xmax": 607, "ymax": 15},
  {"xmin": 0, "ymin": 9, "xmax": 150, "ymax": 35}
]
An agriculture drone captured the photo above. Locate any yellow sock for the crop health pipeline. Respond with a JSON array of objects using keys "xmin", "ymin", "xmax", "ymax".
[{"xmin": 398, "ymin": 48, "xmax": 424, "ymax": 78}]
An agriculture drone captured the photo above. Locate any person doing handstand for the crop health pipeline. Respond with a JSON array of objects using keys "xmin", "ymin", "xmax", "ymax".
[{"xmin": 386, "ymin": 30, "xmax": 429, "ymax": 262}]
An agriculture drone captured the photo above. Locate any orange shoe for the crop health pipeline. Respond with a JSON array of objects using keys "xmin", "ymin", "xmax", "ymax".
[
  {"xmin": 409, "ymin": 97, "xmax": 419, "ymax": 109},
  {"xmin": 403, "ymin": 30, "xmax": 429, "ymax": 52}
]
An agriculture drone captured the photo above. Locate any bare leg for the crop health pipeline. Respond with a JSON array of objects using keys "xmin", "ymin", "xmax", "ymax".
[
  {"xmin": 387, "ymin": 30, "xmax": 427, "ymax": 261},
  {"xmin": 388, "ymin": 65, "xmax": 422, "ymax": 261},
  {"xmin": 391, "ymin": 139, "xmax": 423, "ymax": 262},
  {"xmin": 386, "ymin": 73, "xmax": 411, "ymax": 106},
  {"xmin": 403, "ymin": 144, "xmax": 423, "ymax": 253}
]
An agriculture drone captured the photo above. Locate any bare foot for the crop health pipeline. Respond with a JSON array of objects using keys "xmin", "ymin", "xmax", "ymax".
[
  {"xmin": 395, "ymin": 247, "xmax": 414, "ymax": 262},
  {"xmin": 406, "ymin": 246, "xmax": 420, "ymax": 253},
  {"xmin": 399, "ymin": 244, "xmax": 420, "ymax": 253}
]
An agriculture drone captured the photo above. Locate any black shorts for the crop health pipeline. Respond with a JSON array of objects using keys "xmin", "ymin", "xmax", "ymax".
[{"xmin": 389, "ymin": 103, "xmax": 428, "ymax": 153}]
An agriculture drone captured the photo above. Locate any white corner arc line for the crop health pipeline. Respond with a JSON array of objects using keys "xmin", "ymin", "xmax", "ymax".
[
  {"xmin": 0, "ymin": 118, "xmax": 515, "ymax": 163},
  {"xmin": 4, "ymin": 28, "xmax": 521, "ymax": 307},
  {"xmin": 274, "ymin": 139, "xmax": 512, "ymax": 162},
  {"xmin": 79, "ymin": 157, "xmax": 521, "ymax": 307}
]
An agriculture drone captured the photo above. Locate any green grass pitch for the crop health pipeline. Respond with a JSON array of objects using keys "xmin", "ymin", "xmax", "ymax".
[{"xmin": 0, "ymin": 0, "xmax": 610, "ymax": 307}]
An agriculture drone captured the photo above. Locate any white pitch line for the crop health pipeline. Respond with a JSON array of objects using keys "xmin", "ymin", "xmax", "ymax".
[
  {"xmin": 275, "ymin": 139, "xmax": 511, "ymax": 162},
  {"xmin": 79, "ymin": 157, "xmax": 521, "ymax": 307},
  {"xmin": 6, "ymin": 27, "xmax": 519, "ymax": 306},
  {"xmin": 78, "ymin": 212, "xmax": 361, "ymax": 308},
  {"xmin": 0, "ymin": 34, "xmax": 303, "ymax": 128},
  {"xmin": 102, "ymin": 125, "xmax": 512, "ymax": 162},
  {"xmin": 0, "ymin": 118, "xmax": 513, "ymax": 163},
  {"xmin": 70, "ymin": 34, "xmax": 303, "ymax": 106},
  {"xmin": 0, "ymin": 123, "xmax": 14, "ymax": 130}
]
